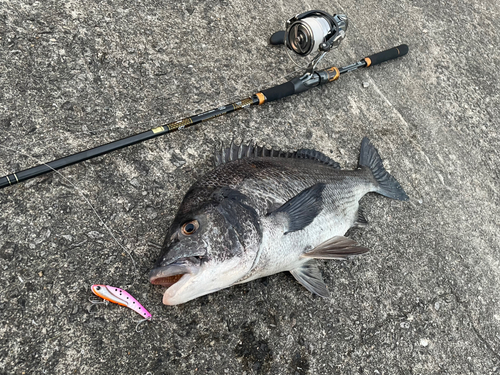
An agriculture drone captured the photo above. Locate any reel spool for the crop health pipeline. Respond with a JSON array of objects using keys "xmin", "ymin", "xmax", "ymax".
[
  {"xmin": 0, "ymin": 7, "xmax": 408, "ymax": 191},
  {"xmin": 270, "ymin": 10, "xmax": 348, "ymax": 73}
]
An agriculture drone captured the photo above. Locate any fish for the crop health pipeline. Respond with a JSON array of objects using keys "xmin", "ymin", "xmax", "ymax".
[{"xmin": 149, "ymin": 138, "xmax": 408, "ymax": 305}]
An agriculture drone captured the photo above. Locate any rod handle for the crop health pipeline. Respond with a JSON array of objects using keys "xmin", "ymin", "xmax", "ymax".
[
  {"xmin": 257, "ymin": 81, "xmax": 295, "ymax": 104},
  {"xmin": 364, "ymin": 44, "xmax": 409, "ymax": 67}
]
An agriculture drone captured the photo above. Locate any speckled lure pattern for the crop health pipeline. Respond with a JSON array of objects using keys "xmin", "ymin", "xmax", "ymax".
[{"xmin": 91, "ymin": 285, "xmax": 152, "ymax": 320}]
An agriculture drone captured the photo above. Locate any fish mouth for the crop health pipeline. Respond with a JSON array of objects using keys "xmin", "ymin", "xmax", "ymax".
[
  {"xmin": 149, "ymin": 263, "xmax": 200, "ymax": 305},
  {"xmin": 149, "ymin": 264, "xmax": 193, "ymax": 287}
]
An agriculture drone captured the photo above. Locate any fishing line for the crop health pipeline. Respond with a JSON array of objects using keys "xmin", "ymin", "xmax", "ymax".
[
  {"xmin": 0, "ymin": 142, "xmax": 138, "ymax": 274},
  {"xmin": 0, "ymin": 10, "xmax": 410, "ymax": 192},
  {"xmin": 1, "ymin": 9, "xmax": 409, "ymax": 310}
]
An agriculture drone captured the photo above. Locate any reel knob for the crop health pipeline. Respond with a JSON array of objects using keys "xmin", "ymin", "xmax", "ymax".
[{"xmin": 269, "ymin": 30, "xmax": 286, "ymax": 45}]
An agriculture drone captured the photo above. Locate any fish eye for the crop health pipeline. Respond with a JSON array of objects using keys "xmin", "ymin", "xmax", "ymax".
[{"xmin": 181, "ymin": 220, "xmax": 199, "ymax": 236}]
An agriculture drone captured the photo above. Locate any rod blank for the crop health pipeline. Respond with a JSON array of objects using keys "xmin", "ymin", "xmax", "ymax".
[{"xmin": 0, "ymin": 44, "xmax": 408, "ymax": 190}]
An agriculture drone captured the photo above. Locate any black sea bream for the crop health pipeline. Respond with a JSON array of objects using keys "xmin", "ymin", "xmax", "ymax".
[{"xmin": 150, "ymin": 138, "xmax": 408, "ymax": 305}]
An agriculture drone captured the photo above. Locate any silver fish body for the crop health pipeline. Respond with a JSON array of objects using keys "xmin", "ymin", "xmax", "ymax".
[{"xmin": 150, "ymin": 138, "xmax": 408, "ymax": 305}]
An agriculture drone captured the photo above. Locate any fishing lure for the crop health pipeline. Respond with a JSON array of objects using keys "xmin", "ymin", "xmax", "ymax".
[{"xmin": 91, "ymin": 284, "xmax": 152, "ymax": 321}]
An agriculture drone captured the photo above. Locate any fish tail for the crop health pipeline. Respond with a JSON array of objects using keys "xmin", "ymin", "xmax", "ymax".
[{"xmin": 359, "ymin": 138, "xmax": 409, "ymax": 201}]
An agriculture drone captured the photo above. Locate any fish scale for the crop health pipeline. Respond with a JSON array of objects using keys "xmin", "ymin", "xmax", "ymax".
[
  {"xmin": 230, "ymin": 159, "xmax": 373, "ymax": 215},
  {"xmin": 150, "ymin": 138, "xmax": 408, "ymax": 305},
  {"xmin": 238, "ymin": 176, "xmax": 372, "ymax": 283}
]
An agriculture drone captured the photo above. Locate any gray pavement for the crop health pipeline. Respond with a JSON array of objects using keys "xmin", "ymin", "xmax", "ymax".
[{"xmin": 1, "ymin": 0, "xmax": 499, "ymax": 374}]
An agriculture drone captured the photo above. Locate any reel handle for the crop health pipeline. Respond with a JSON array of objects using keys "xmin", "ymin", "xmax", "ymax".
[
  {"xmin": 269, "ymin": 30, "xmax": 285, "ymax": 45},
  {"xmin": 363, "ymin": 44, "xmax": 409, "ymax": 67}
]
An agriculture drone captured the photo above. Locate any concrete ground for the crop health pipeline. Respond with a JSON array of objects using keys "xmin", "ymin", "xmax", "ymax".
[{"xmin": 1, "ymin": 0, "xmax": 499, "ymax": 374}]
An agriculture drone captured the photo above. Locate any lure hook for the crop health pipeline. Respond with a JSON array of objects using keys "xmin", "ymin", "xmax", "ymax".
[
  {"xmin": 135, "ymin": 317, "xmax": 151, "ymax": 332},
  {"xmin": 89, "ymin": 296, "xmax": 108, "ymax": 304}
]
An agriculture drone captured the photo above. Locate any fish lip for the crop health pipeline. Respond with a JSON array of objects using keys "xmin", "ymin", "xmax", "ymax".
[
  {"xmin": 162, "ymin": 273, "xmax": 194, "ymax": 305},
  {"xmin": 149, "ymin": 264, "xmax": 196, "ymax": 286},
  {"xmin": 149, "ymin": 264, "xmax": 202, "ymax": 305}
]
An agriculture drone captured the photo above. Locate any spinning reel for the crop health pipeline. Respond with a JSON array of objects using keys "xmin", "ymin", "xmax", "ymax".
[
  {"xmin": 0, "ymin": 9, "xmax": 408, "ymax": 190},
  {"xmin": 270, "ymin": 10, "xmax": 348, "ymax": 74}
]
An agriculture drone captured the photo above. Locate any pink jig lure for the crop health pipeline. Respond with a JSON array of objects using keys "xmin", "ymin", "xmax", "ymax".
[{"xmin": 91, "ymin": 285, "xmax": 152, "ymax": 320}]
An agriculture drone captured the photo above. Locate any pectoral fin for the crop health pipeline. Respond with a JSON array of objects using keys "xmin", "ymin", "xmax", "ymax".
[
  {"xmin": 290, "ymin": 261, "xmax": 330, "ymax": 298},
  {"xmin": 270, "ymin": 183, "xmax": 325, "ymax": 234},
  {"xmin": 302, "ymin": 236, "xmax": 369, "ymax": 260}
]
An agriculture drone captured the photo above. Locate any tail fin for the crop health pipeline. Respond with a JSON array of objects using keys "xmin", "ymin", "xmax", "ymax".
[{"xmin": 359, "ymin": 138, "xmax": 409, "ymax": 201}]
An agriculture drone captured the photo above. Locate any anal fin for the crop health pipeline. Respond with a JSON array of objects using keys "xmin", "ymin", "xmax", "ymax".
[
  {"xmin": 353, "ymin": 208, "xmax": 368, "ymax": 228},
  {"xmin": 290, "ymin": 261, "xmax": 330, "ymax": 298},
  {"xmin": 302, "ymin": 236, "xmax": 369, "ymax": 260}
]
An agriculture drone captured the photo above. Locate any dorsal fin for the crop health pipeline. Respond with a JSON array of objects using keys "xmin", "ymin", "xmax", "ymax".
[
  {"xmin": 295, "ymin": 149, "xmax": 341, "ymax": 169},
  {"xmin": 213, "ymin": 142, "xmax": 341, "ymax": 169}
]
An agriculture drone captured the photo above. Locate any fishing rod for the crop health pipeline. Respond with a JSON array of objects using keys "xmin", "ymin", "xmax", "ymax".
[{"xmin": 0, "ymin": 10, "xmax": 408, "ymax": 190}]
